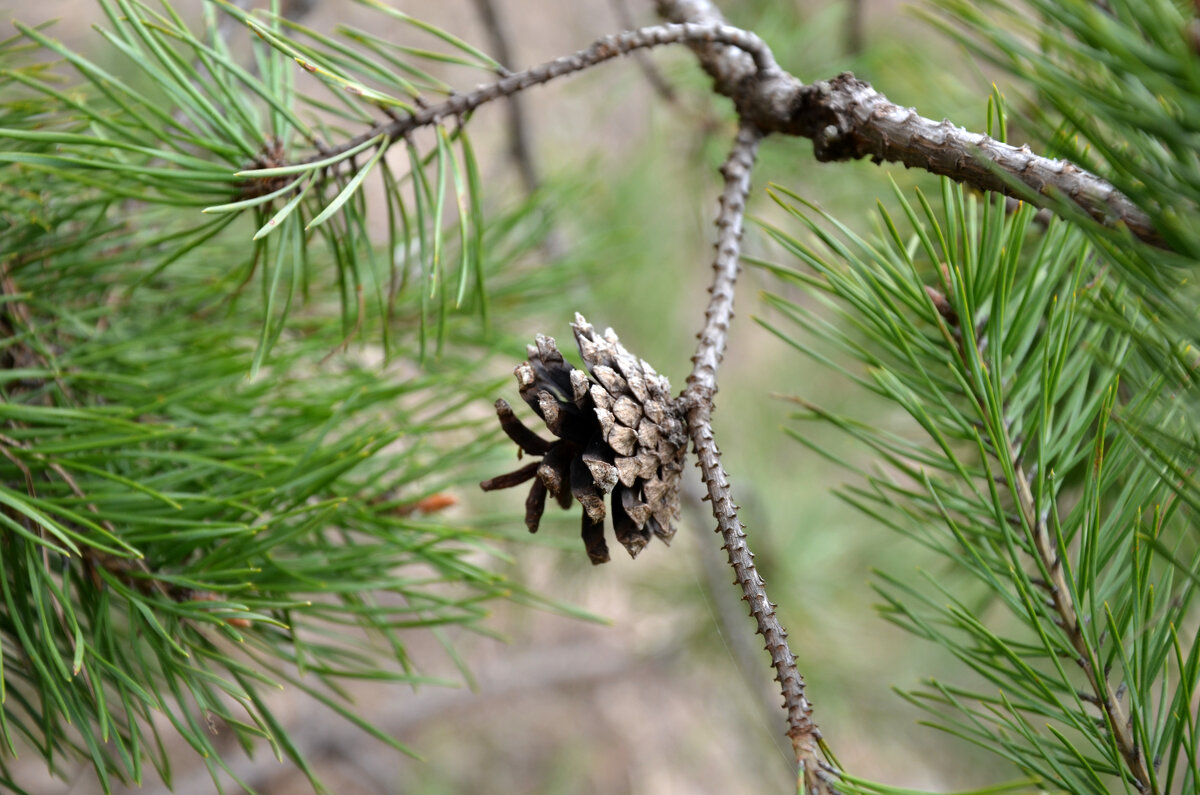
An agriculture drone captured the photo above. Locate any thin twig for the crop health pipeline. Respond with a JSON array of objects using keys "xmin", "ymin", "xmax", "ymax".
[
  {"xmin": 684, "ymin": 485, "xmax": 795, "ymax": 766},
  {"xmin": 1007, "ymin": 442, "xmax": 1153, "ymax": 793},
  {"xmin": 681, "ymin": 122, "xmax": 838, "ymax": 792},
  {"xmin": 468, "ymin": 0, "xmax": 542, "ymax": 195},
  {"xmin": 253, "ymin": 13, "xmax": 1161, "ymax": 248},
  {"xmin": 845, "ymin": 0, "xmax": 865, "ymax": 57},
  {"xmin": 928, "ymin": 283, "xmax": 1153, "ymax": 792},
  {"xmin": 251, "ymin": 23, "xmax": 775, "ymax": 177},
  {"xmin": 682, "ymin": 122, "xmax": 761, "ymax": 402}
]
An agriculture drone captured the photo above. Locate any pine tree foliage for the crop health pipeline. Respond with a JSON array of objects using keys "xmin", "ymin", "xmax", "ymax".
[
  {"xmin": 5, "ymin": 0, "xmax": 499, "ymax": 363},
  {"xmin": 754, "ymin": 12, "xmax": 1200, "ymax": 790},
  {"xmin": 0, "ymin": 3, "xmax": 574, "ymax": 792},
  {"xmin": 921, "ymin": 0, "xmax": 1200, "ymax": 385}
]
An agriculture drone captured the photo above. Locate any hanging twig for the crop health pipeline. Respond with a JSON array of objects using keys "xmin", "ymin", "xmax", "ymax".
[
  {"xmin": 680, "ymin": 121, "xmax": 838, "ymax": 792},
  {"xmin": 684, "ymin": 486, "xmax": 796, "ymax": 765}
]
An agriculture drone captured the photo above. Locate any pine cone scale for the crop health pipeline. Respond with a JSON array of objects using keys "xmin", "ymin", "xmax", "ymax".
[
  {"xmin": 494, "ymin": 398, "xmax": 552, "ymax": 456},
  {"xmin": 582, "ymin": 440, "xmax": 618, "ymax": 494},
  {"xmin": 611, "ymin": 485, "xmax": 651, "ymax": 557},
  {"xmin": 607, "ymin": 424, "xmax": 638, "ymax": 456},
  {"xmin": 582, "ymin": 513, "xmax": 610, "ymax": 564},
  {"xmin": 612, "ymin": 395, "xmax": 641, "ymax": 427},
  {"xmin": 614, "ymin": 456, "xmax": 640, "ymax": 488},
  {"xmin": 481, "ymin": 460, "xmax": 539, "ymax": 491},
  {"xmin": 524, "ymin": 479, "xmax": 547, "ymax": 533},
  {"xmin": 619, "ymin": 486, "xmax": 652, "ymax": 528}
]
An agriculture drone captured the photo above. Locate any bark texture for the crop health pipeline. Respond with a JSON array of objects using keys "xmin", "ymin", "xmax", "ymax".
[{"xmin": 655, "ymin": 0, "xmax": 1163, "ymax": 248}]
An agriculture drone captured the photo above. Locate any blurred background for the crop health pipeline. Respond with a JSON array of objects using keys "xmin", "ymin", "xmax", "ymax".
[{"xmin": 3, "ymin": 0, "xmax": 1021, "ymax": 792}]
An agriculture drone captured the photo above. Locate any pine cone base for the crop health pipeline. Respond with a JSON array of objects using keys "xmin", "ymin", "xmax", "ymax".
[{"xmin": 481, "ymin": 314, "xmax": 688, "ymax": 564}]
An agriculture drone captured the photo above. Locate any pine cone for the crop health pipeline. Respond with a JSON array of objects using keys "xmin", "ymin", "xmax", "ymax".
[{"xmin": 480, "ymin": 314, "xmax": 688, "ymax": 564}]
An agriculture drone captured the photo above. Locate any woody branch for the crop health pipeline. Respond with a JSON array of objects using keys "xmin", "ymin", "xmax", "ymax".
[
  {"xmin": 259, "ymin": 12, "xmax": 1161, "ymax": 250},
  {"xmin": 654, "ymin": 0, "xmax": 1162, "ymax": 247},
  {"xmin": 681, "ymin": 122, "xmax": 838, "ymax": 790}
]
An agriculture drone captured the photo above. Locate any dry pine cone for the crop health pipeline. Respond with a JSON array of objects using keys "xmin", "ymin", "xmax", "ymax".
[{"xmin": 480, "ymin": 314, "xmax": 688, "ymax": 564}]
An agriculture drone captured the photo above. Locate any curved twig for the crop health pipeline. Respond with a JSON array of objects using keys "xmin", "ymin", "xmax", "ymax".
[
  {"xmin": 681, "ymin": 122, "xmax": 838, "ymax": 792},
  {"xmin": 246, "ymin": 23, "xmax": 775, "ymax": 179}
]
